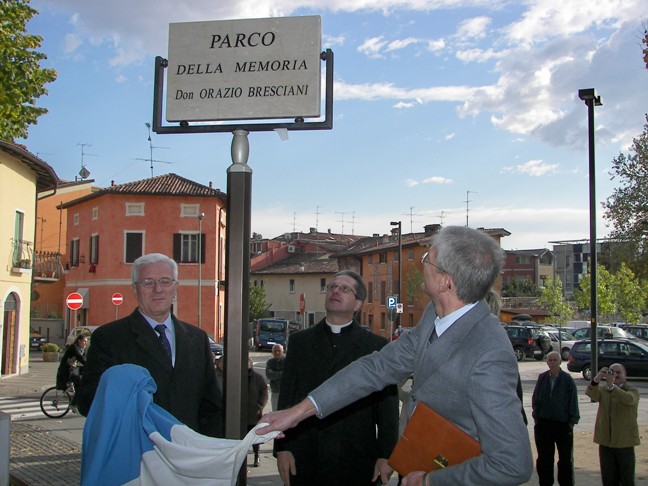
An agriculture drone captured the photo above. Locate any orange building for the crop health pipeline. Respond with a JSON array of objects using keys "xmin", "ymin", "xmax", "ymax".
[
  {"xmin": 60, "ymin": 173, "xmax": 227, "ymax": 341},
  {"xmin": 335, "ymin": 225, "xmax": 509, "ymax": 341},
  {"xmin": 33, "ymin": 179, "xmax": 98, "ymax": 322}
]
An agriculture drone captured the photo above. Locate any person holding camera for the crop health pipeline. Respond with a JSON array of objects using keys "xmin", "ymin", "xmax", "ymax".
[
  {"xmin": 532, "ymin": 351, "xmax": 579, "ymax": 486},
  {"xmin": 586, "ymin": 363, "xmax": 640, "ymax": 486}
]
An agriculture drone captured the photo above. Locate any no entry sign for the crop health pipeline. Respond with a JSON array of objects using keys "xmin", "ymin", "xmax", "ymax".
[
  {"xmin": 66, "ymin": 292, "xmax": 83, "ymax": 310},
  {"xmin": 111, "ymin": 293, "xmax": 124, "ymax": 306}
]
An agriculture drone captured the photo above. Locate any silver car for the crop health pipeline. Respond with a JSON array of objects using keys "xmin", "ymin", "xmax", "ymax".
[{"xmin": 547, "ymin": 330, "xmax": 577, "ymax": 360}]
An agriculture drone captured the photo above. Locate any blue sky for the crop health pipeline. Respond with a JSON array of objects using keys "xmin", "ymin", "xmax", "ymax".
[{"xmin": 22, "ymin": 0, "xmax": 648, "ymax": 250}]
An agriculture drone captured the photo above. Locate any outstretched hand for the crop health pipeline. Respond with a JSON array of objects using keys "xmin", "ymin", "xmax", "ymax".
[{"xmin": 255, "ymin": 399, "xmax": 316, "ymax": 436}]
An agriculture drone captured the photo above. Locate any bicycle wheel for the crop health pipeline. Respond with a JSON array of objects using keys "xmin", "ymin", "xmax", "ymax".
[{"xmin": 40, "ymin": 386, "xmax": 72, "ymax": 418}]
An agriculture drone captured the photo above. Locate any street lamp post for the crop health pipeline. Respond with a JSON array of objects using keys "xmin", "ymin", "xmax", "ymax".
[
  {"xmin": 578, "ymin": 88, "xmax": 602, "ymax": 377},
  {"xmin": 390, "ymin": 221, "xmax": 402, "ymax": 334},
  {"xmin": 197, "ymin": 212, "xmax": 205, "ymax": 329}
]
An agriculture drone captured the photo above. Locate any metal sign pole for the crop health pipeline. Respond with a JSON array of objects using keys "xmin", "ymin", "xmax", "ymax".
[{"xmin": 224, "ymin": 129, "xmax": 252, "ymax": 464}]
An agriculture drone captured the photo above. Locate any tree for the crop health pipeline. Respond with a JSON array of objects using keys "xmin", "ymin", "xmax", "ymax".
[
  {"xmin": 406, "ymin": 266, "xmax": 425, "ymax": 305},
  {"xmin": 0, "ymin": 0, "xmax": 57, "ymax": 141},
  {"xmin": 248, "ymin": 283, "xmax": 271, "ymax": 322},
  {"xmin": 602, "ymin": 115, "xmax": 648, "ymax": 280},
  {"xmin": 538, "ymin": 277, "xmax": 573, "ymax": 325},
  {"xmin": 574, "ymin": 265, "xmax": 617, "ymax": 319},
  {"xmin": 611, "ymin": 263, "xmax": 645, "ymax": 324},
  {"xmin": 643, "ymin": 25, "xmax": 648, "ymax": 70},
  {"xmin": 501, "ymin": 277, "xmax": 540, "ymax": 297},
  {"xmin": 574, "ymin": 264, "xmax": 646, "ymax": 323}
]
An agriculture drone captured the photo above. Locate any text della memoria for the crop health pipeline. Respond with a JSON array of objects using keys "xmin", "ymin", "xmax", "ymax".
[
  {"xmin": 175, "ymin": 84, "xmax": 310, "ymax": 100},
  {"xmin": 174, "ymin": 59, "xmax": 308, "ymax": 76}
]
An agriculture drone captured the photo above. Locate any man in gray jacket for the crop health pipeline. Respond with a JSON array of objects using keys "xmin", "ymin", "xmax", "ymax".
[{"xmin": 258, "ymin": 226, "xmax": 533, "ymax": 486}]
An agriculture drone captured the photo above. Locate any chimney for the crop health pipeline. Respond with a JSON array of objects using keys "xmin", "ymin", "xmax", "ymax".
[
  {"xmin": 309, "ymin": 227, "xmax": 317, "ymax": 234},
  {"xmin": 424, "ymin": 224, "xmax": 442, "ymax": 236}
]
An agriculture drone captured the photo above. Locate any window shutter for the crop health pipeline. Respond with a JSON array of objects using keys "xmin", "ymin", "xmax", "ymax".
[{"xmin": 173, "ymin": 234, "xmax": 181, "ymax": 262}]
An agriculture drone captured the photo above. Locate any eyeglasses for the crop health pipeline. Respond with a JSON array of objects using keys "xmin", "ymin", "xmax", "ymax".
[
  {"xmin": 136, "ymin": 277, "xmax": 176, "ymax": 289},
  {"xmin": 421, "ymin": 251, "xmax": 445, "ymax": 273},
  {"xmin": 326, "ymin": 283, "xmax": 358, "ymax": 298}
]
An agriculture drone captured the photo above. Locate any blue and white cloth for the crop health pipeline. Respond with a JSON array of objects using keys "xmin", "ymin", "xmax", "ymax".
[{"xmin": 81, "ymin": 364, "xmax": 279, "ymax": 486}]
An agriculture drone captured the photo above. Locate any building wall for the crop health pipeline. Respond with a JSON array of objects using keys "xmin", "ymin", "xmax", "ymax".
[
  {"xmin": 361, "ymin": 245, "xmax": 428, "ymax": 340},
  {"xmin": 253, "ymin": 273, "xmax": 329, "ymax": 327},
  {"xmin": 33, "ymin": 181, "xmax": 97, "ymax": 320},
  {"xmin": 0, "ymin": 154, "xmax": 38, "ymax": 375},
  {"xmin": 63, "ymin": 193, "xmax": 226, "ymax": 341}
]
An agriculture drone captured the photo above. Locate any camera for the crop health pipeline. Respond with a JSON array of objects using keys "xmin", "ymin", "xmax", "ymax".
[{"xmin": 606, "ymin": 369, "xmax": 615, "ymax": 375}]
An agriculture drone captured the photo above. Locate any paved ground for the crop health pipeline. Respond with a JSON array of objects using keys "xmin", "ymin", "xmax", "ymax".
[{"xmin": 1, "ymin": 355, "xmax": 648, "ymax": 485}]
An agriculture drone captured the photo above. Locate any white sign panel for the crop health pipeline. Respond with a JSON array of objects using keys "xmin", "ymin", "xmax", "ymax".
[{"xmin": 166, "ymin": 16, "xmax": 322, "ymax": 122}]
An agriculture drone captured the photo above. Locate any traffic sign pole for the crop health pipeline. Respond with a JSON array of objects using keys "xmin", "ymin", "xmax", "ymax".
[{"xmin": 112, "ymin": 293, "xmax": 124, "ymax": 320}]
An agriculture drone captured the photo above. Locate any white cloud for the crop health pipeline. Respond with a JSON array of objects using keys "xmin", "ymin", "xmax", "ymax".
[
  {"xmin": 456, "ymin": 48, "xmax": 505, "ymax": 63},
  {"xmin": 386, "ymin": 37, "xmax": 419, "ymax": 51},
  {"xmin": 500, "ymin": 160, "xmax": 559, "ymax": 177},
  {"xmin": 455, "ymin": 16, "xmax": 491, "ymax": 41},
  {"xmin": 323, "ymin": 34, "xmax": 345, "ymax": 47},
  {"xmin": 426, "ymin": 39, "xmax": 446, "ymax": 52},
  {"xmin": 63, "ymin": 33, "xmax": 82, "ymax": 54},
  {"xmin": 394, "ymin": 101, "xmax": 416, "ymax": 109},
  {"xmin": 358, "ymin": 36, "xmax": 388, "ymax": 58},
  {"xmin": 422, "ymin": 176, "xmax": 453, "ymax": 184},
  {"xmin": 445, "ymin": 133, "xmax": 455, "ymax": 140},
  {"xmin": 405, "ymin": 178, "xmax": 419, "ymax": 187}
]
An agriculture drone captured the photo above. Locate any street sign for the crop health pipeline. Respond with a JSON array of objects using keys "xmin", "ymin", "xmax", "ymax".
[
  {"xmin": 299, "ymin": 293, "xmax": 305, "ymax": 315},
  {"xmin": 387, "ymin": 296, "xmax": 397, "ymax": 309},
  {"xmin": 111, "ymin": 293, "xmax": 124, "ymax": 306},
  {"xmin": 396, "ymin": 303, "xmax": 404, "ymax": 314},
  {"xmin": 166, "ymin": 16, "xmax": 322, "ymax": 122},
  {"xmin": 66, "ymin": 292, "xmax": 83, "ymax": 310}
]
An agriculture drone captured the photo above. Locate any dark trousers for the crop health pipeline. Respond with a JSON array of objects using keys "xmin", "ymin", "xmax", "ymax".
[
  {"xmin": 534, "ymin": 419, "xmax": 574, "ymax": 486},
  {"xmin": 599, "ymin": 445, "xmax": 635, "ymax": 486}
]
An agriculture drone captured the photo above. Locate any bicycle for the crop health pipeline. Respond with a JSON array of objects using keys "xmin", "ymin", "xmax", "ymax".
[{"xmin": 40, "ymin": 382, "xmax": 75, "ymax": 418}]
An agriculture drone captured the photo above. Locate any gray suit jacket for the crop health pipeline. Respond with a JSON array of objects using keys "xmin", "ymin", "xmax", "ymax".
[{"xmin": 309, "ymin": 300, "xmax": 533, "ymax": 485}]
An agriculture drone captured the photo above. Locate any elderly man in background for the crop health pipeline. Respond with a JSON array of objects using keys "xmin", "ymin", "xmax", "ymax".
[
  {"xmin": 265, "ymin": 344, "xmax": 285, "ymax": 412},
  {"xmin": 259, "ymin": 226, "xmax": 533, "ymax": 486},
  {"xmin": 587, "ymin": 363, "xmax": 640, "ymax": 486},
  {"xmin": 532, "ymin": 351, "xmax": 580, "ymax": 485}
]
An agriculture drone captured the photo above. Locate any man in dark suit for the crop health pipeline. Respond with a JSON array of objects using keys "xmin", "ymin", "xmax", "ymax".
[
  {"xmin": 77, "ymin": 253, "xmax": 222, "ymax": 437},
  {"xmin": 260, "ymin": 227, "xmax": 533, "ymax": 485},
  {"xmin": 274, "ymin": 270, "xmax": 399, "ymax": 486}
]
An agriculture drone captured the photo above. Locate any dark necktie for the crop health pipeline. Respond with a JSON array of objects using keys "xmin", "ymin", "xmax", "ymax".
[
  {"xmin": 155, "ymin": 324, "xmax": 172, "ymax": 363},
  {"xmin": 429, "ymin": 327, "xmax": 439, "ymax": 343}
]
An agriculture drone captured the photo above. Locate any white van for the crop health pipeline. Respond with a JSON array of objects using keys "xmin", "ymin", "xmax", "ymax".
[{"xmin": 567, "ymin": 320, "xmax": 590, "ymax": 329}]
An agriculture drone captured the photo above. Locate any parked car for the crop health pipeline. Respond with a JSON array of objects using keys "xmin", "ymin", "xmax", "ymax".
[
  {"xmin": 546, "ymin": 330, "xmax": 577, "ymax": 360},
  {"xmin": 209, "ymin": 337, "xmax": 223, "ymax": 359},
  {"xmin": 567, "ymin": 338, "xmax": 648, "ymax": 380},
  {"xmin": 66, "ymin": 326, "xmax": 99, "ymax": 347},
  {"xmin": 30, "ymin": 327, "xmax": 47, "ymax": 350},
  {"xmin": 624, "ymin": 325, "xmax": 648, "ymax": 341},
  {"xmin": 504, "ymin": 324, "xmax": 547, "ymax": 362},
  {"xmin": 571, "ymin": 326, "xmax": 635, "ymax": 341}
]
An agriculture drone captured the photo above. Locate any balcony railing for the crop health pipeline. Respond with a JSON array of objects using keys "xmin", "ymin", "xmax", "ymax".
[
  {"xmin": 10, "ymin": 239, "xmax": 33, "ymax": 272},
  {"xmin": 33, "ymin": 251, "xmax": 64, "ymax": 282}
]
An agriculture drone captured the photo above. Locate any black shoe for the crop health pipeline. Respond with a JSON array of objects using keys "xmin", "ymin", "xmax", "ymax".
[{"xmin": 253, "ymin": 456, "xmax": 260, "ymax": 467}]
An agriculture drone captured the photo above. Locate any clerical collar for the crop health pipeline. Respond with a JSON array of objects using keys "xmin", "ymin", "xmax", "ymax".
[{"xmin": 325, "ymin": 319, "xmax": 353, "ymax": 334}]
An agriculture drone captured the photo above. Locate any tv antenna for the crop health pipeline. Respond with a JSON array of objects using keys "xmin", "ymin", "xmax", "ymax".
[
  {"xmin": 465, "ymin": 190, "xmax": 477, "ymax": 226},
  {"xmin": 404, "ymin": 206, "xmax": 422, "ymax": 233},
  {"xmin": 77, "ymin": 143, "xmax": 97, "ymax": 179},
  {"xmin": 136, "ymin": 123, "xmax": 173, "ymax": 177}
]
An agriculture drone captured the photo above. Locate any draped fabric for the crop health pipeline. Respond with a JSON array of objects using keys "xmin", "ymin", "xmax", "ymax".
[{"xmin": 81, "ymin": 364, "xmax": 279, "ymax": 486}]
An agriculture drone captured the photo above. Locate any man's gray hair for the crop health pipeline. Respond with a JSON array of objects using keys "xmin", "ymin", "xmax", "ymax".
[
  {"xmin": 131, "ymin": 253, "xmax": 178, "ymax": 283},
  {"xmin": 432, "ymin": 226, "xmax": 505, "ymax": 304}
]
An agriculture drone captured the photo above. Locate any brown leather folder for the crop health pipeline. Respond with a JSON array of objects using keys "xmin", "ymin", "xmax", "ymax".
[{"xmin": 388, "ymin": 402, "xmax": 481, "ymax": 475}]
